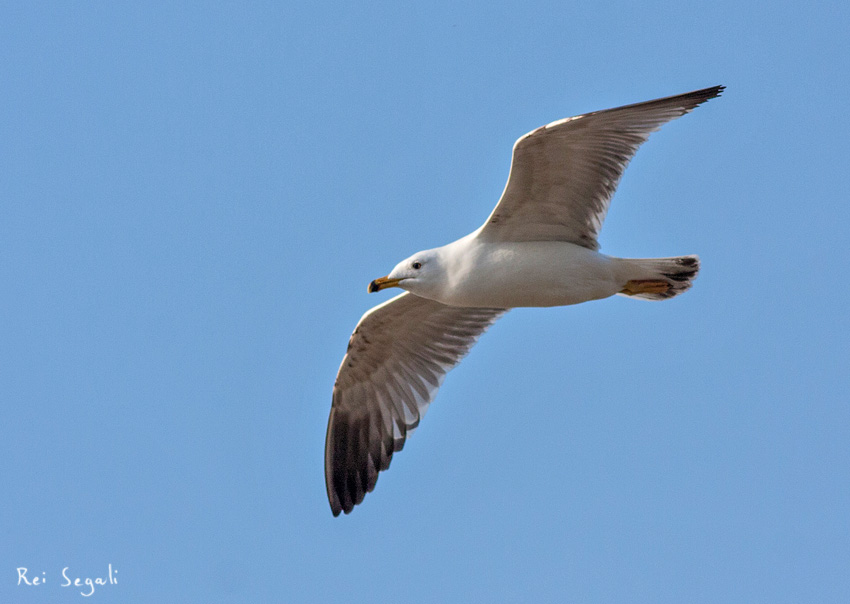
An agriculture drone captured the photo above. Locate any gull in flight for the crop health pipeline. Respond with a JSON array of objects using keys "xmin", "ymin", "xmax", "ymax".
[{"xmin": 325, "ymin": 85, "xmax": 724, "ymax": 516}]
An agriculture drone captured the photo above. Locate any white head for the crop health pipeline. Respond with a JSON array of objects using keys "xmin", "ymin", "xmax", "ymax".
[{"xmin": 368, "ymin": 249, "xmax": 444, "ymax": 298}]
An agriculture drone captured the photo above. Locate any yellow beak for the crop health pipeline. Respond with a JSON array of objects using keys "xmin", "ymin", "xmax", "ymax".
[{"xmin": 368, "ymin": 276, "xmax": 402, "ymax": 293}]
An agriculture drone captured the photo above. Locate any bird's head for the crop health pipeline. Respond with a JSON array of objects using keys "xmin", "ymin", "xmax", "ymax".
[{"xmin": 368, "ymin": 249, "xmax": 442, "ymax": 297}]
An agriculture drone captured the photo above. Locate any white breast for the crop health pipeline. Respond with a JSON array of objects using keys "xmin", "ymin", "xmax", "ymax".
[{"xmin": 436, "ymin": 238, "xmax": 622, "ymax": 308}]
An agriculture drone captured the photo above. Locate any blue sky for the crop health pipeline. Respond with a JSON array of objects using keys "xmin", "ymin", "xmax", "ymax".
[{"xmin": 2, "ymin": 1, "xmax": 849, "ymax": 602}]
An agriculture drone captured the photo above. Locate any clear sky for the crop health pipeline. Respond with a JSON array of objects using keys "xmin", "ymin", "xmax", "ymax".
[{"xmin": 2, "ymin": 1, "xmax": 849, "ymax": 602}]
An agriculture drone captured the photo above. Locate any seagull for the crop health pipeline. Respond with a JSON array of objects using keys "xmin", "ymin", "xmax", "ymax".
[{"xmin": 325, "ymin": 85, "xmax": 723, "ymax": 516}]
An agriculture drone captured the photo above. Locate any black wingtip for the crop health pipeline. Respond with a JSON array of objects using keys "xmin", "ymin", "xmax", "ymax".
[
  {"xmin": 671, "ymin": 85, "xmax": 725, "ymax": 114},
  {"xmin": 709, "ymin": 84, "xmax": 725, "ymax": 98},
  {"xmin": 325, "ymin": 404, "xmax": 383, "ymax": 518},
  {"xmin": 697, "ymin": 84, "xmax": 725, "ymax": 101}
]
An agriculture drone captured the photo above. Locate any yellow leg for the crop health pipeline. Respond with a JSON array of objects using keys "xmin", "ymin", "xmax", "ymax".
[{"xmin": 620, "ymin": 279, "xmax": 670, "ymax": 296}]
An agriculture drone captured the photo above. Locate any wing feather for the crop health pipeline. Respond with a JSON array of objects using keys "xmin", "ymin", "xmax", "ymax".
[
  {"xmin": 477, "ymin": 85, "xmax": 724, "ymax": 249},
  {"xmin": 325, "ymin": 292, "xmax": 506, "ymax": 516}
]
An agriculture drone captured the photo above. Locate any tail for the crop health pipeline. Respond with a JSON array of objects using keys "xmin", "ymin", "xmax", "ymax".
[{"xmin": 617, "ymin": 255, "xmax": 700, "ymax": 301}]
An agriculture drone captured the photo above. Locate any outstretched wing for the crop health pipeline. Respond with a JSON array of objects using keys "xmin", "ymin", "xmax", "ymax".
[
  {"xmin": 476, "ymin": 85, "xmax": 724, "ymax": 250},
  {"xmin": 325, "ymin": 292, "xmax": 506, "ymax": 516}
]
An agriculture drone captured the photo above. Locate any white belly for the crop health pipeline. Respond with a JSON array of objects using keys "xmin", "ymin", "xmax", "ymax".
[{"xmin": 437, "ymin": 240, "xmax": 622, "ymax": 308}]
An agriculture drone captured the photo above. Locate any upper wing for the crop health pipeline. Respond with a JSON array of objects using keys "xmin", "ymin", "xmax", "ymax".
[
  {"xmin": 476, "ymin": 85, "xmax": 724, "ymax": 250},
  {"xmin": 325, "ymin": 292, "xmax": 506, "ymax": 516}
]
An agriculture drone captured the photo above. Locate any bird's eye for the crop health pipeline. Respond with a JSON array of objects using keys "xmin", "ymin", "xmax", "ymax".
[{"xmin": 412, "ymin": 261, "xmax": 422, "ymax": 270}]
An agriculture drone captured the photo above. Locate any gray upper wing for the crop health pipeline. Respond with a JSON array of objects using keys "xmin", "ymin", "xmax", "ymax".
[
  {"xmin": 325, "ymin": 292, "xmax": 506, "ymax": 516},
  {"xmin": 476, "ymin": 86, "xmax": 724, "ymax": 250}
]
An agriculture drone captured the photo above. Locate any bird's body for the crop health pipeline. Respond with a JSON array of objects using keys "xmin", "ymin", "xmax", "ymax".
[
  {"xmin": 405, "ymin": 235, "xmax": 623, "ymax": 308},
  {"xmin": 325, "ymin": 85, "xmax": 724, "ymax": 516}
]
